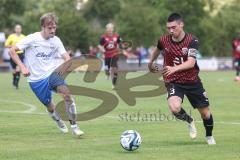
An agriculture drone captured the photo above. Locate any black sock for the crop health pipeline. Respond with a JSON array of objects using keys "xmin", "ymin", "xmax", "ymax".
[
  {"xmin": 69, "ymin": 120, "xmax": 76, "ymax": 125},
  {"xmin": 236, "ymin": 66, "xmax": 240, "ymax": 76},
  {"xmin": 203, "ymin": 114, "xmax": 214, "ymax": 137},
  {"xmin": 13, "ymin": 73, "xmax": 17, "ymax": 86},
  {"xmin": 112, "ymin": 73, "xmax": 118, "ymax": 86},
  {"xmin": 173, "ymin": 108, "xmax": 193, "ymax": 123},
  {"xmin": 13, "ymin": 73, "xmax": 16, "ymax": 84},
  {"xmin": 15, "ymin": 72, "xmax": 20, "ymax": 87},
  {"xmin": 105, "ymin": 69, "xmax": 110, "ymax": 77},
  {"xmin": 237, "ymin": 70, "xmax": 240, "ymax": 76}
]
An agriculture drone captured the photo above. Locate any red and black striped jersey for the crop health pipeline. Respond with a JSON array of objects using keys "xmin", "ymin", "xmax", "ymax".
[
  {"xmin": 157, "ymin": 33, "xmax": 200, "ymax": 83},
  {"xmin": 100, "ymin": 34, "xmax": 121, "ymax": 58},
  {"xmin": 232, "ymin": 38, "xmax": 240, "ymax": 59}
]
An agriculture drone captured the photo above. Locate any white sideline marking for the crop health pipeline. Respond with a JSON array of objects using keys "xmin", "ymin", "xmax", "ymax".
[
  {"xmin": 0, "ymin": 99, "xmax": 37, "ymax": 113},
  {"xmin": 196, "ymin": 120, "xmax": 240, "ymax": 125},
  {"xmin": 104, "ymin": 115, "xmax": 240, "ymax": 125}
]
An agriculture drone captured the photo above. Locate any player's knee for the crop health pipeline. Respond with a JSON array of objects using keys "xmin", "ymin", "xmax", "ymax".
[
  {"xmin": 199, "ymin": 108, "xmax": 211, "ymax": 119},
  {"xmin": 47, "ymin": 107, "xmax": 54, "ymax": 113},
  {"xmin": 168, "ymin": 102, "xmax": 181, "ymax": 113},
  {"xmin": 63, "ymin": 93, "xmax": 72, "ymax": 103},
  {"xmin": 46, "ymin": 103, "xmax": 55, "ymax": 112},
  {"xmin": 201, "ymin": 112, "xmax": 211, "ymax": 119}
]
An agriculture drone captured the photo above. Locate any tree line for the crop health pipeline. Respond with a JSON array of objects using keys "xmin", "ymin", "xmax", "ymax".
[{"xmin": 0, "ymin": 0, "xmax": 240, "ymax": 56}]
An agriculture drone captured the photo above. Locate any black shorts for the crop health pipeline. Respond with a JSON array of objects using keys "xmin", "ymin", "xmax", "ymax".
[
  {"xmin": 165, "ymin": 80, "xmax": 209, "ymax": 108},
  {"xmin": 10, "ymin": 54, "xmax": 24, "ymax": 69},
  {"xmin": 104, "ymin": 55, "xmax": 118, "ymax": 69}
]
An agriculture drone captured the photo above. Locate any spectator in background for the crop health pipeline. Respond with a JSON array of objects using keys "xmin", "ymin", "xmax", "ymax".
[
  {"xmin": 140, "ymin": 46, "xmax": 147, "ymax": 59},
  {"xmin": 147, "ymin": 46, "xmax": 155, "ymax": 58},
  {"xmin": 232, "ymin": 32, "xmax": 240, "ymax": 81},
  {"xmin": 135, "ymin": 47, "xmax": 142, "ymax": 67},
  {"xmin": 5, "ymin": 24, "xmax": 25, "ymax": 89},
  {"xmin": 74, "ymin": 48, "xmax": 82, "ymax": 57},
  {"xmin": 122, "ymin": 47, "xmax": 135, "ymax": 59},
  {"xmin": 95, "ymin": 47, "xmax": 102, "ymax": 59},
  {"xmin": 88, "ymin": 45, "xmax": 97, "ymax": 57}
]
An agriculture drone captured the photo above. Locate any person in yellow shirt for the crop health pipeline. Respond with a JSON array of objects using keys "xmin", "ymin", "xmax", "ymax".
[{"xmin": 5, "ymin": 24, "xmax": 25, "ymax": 89}]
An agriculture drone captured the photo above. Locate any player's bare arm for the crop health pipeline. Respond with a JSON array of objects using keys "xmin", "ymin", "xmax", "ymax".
[
  {"xmin": 98, "ymin": 44, "xmax": 105, "ymax": 53},
  {"xmin": 55, "ymin": 52, "xmax": 72, "ymax": 75},
  {"xmin": 148, "ymin": 47, "xmax": 161, "ymax": 72},
  {"xmin": 63, "ymin": 52, "xmax": 71, "ymax": 62},
  {"xmin": 163, "ymin": 55, "xmax": 196, "ymax": 76},
  {"xmin": 9, "ymin": 46, "xmax": 30, "ymax": 77}
]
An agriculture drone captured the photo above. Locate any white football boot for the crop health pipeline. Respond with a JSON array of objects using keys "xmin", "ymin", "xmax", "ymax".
[
  {"xmin": 188, "ymin": 120, "xmax": 197, "ymax": 139},
  {"xmin": 71, "ymin": 124, "xmax": 84, "ymax": 136},
  {"xmin": 206, "ymin": 136, "xmax": 216, "ymax": 145}
]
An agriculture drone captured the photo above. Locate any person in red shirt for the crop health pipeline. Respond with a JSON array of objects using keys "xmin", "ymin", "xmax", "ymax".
[
  {"xmin": 232, "ymin": 32, "xmax": 240, "ymax": 81},
  {"xmin": 148, "ymin": 13, "xmax": 215, "ymax": 145},
  {"xmin": 99, "ymin": 23, "xmax": 121, "ymax": 89}
]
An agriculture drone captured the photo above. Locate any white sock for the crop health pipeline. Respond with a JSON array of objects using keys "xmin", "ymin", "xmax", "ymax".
[
  {"xmin": 47, "ymin": 110, "xmax": 61, "ymax": 121},
  {"xmin": 65, "ymin": 100, "xmax": 77, "ymax": 124}
]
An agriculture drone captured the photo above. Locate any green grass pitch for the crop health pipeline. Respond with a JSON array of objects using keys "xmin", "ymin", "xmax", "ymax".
[{"xmin": 0, "ymin": 71, "xmax": 240, "ymax": 160}]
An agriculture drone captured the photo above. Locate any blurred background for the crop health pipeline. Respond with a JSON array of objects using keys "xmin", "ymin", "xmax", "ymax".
[{"xmin": 0, "ymin": 0, "xmax": 240, "ymax": 71}]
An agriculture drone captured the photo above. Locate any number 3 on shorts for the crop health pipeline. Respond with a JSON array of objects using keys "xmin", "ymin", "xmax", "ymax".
[{"xmin": 169, "ymin": 87, "xmax": 175, "ymax": 95}]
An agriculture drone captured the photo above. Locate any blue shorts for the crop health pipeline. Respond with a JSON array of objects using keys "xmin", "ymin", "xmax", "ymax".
[{"xmin": 29, "ymin": 72, "xmax": 66, "ymax": 106}]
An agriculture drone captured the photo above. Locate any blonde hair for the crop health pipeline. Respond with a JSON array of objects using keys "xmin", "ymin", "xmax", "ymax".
[
  {"xmin": 40, "ymin": 12, "xmax": 58, "ymax": 27},
  {"xmin": 106, "ymin": 23, "xmax": 114, "ymax": 29}
]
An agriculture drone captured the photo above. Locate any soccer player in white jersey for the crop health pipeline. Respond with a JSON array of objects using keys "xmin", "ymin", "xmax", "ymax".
[{"xmin": 9, "ymin": 12, "xmax": 84, "ymax": 136}]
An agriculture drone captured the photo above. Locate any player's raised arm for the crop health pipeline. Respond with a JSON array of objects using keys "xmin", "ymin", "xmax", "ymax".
[{"xmin": 9, "ymin": 46, "xmax": 30, "ymax": 77}]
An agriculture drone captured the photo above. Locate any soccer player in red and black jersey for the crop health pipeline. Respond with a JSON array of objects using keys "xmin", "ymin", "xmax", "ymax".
[
  {"xmin": 148, "ymin": 13, "xmax": 216, "ymax": 145},
  {"xmin": 99, "ymin": 23, "xmax": 121, "ymax": 89},
  {"xmin": 232, "ymin": 32, "xmax": 240, "ymax": 81}
]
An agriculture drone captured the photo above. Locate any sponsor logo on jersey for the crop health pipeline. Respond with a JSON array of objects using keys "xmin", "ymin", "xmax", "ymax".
[
  {"xmin": 36, "ymin": 52, "xmax": 54, "ymax": 58},
  {"xmin": 181, "ymin": 47, "xmax": 188, "ymax": 55},
  {"xmin": 164, "ymin": 48, "xmax": 169, "ymax": 52}
]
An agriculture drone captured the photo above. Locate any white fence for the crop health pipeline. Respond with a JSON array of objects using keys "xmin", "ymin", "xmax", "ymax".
[
  {"xmin": 126, "ymin": 57, "xmax": 233, "ymax": 71},
  {"xmin": 0, "ymin": 56, "xmax": 234, "ymax": 72}
]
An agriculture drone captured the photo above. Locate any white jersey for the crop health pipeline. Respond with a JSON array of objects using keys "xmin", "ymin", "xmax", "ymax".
[{"xmin": 16, "ymin": 32, "xmax": 66, "ymax": 82}]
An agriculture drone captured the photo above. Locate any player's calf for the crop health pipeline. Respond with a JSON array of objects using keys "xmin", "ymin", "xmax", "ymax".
[
  {"xmin": 65, "ymin": 100, "xmax": 84, "ymax": 136},
  {"xmin": 172, "ymin": 108, "xmax": 197, "ymax": 139}
]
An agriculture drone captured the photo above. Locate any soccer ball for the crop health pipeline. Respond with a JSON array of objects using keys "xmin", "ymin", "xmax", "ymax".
[
  {"xmin": 152, "ymin": 63, "xmax": 163, "ymax": 72},
  {"xmin": 120, "ymin": 130, "xmax": 142, "ymax": 151}
]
